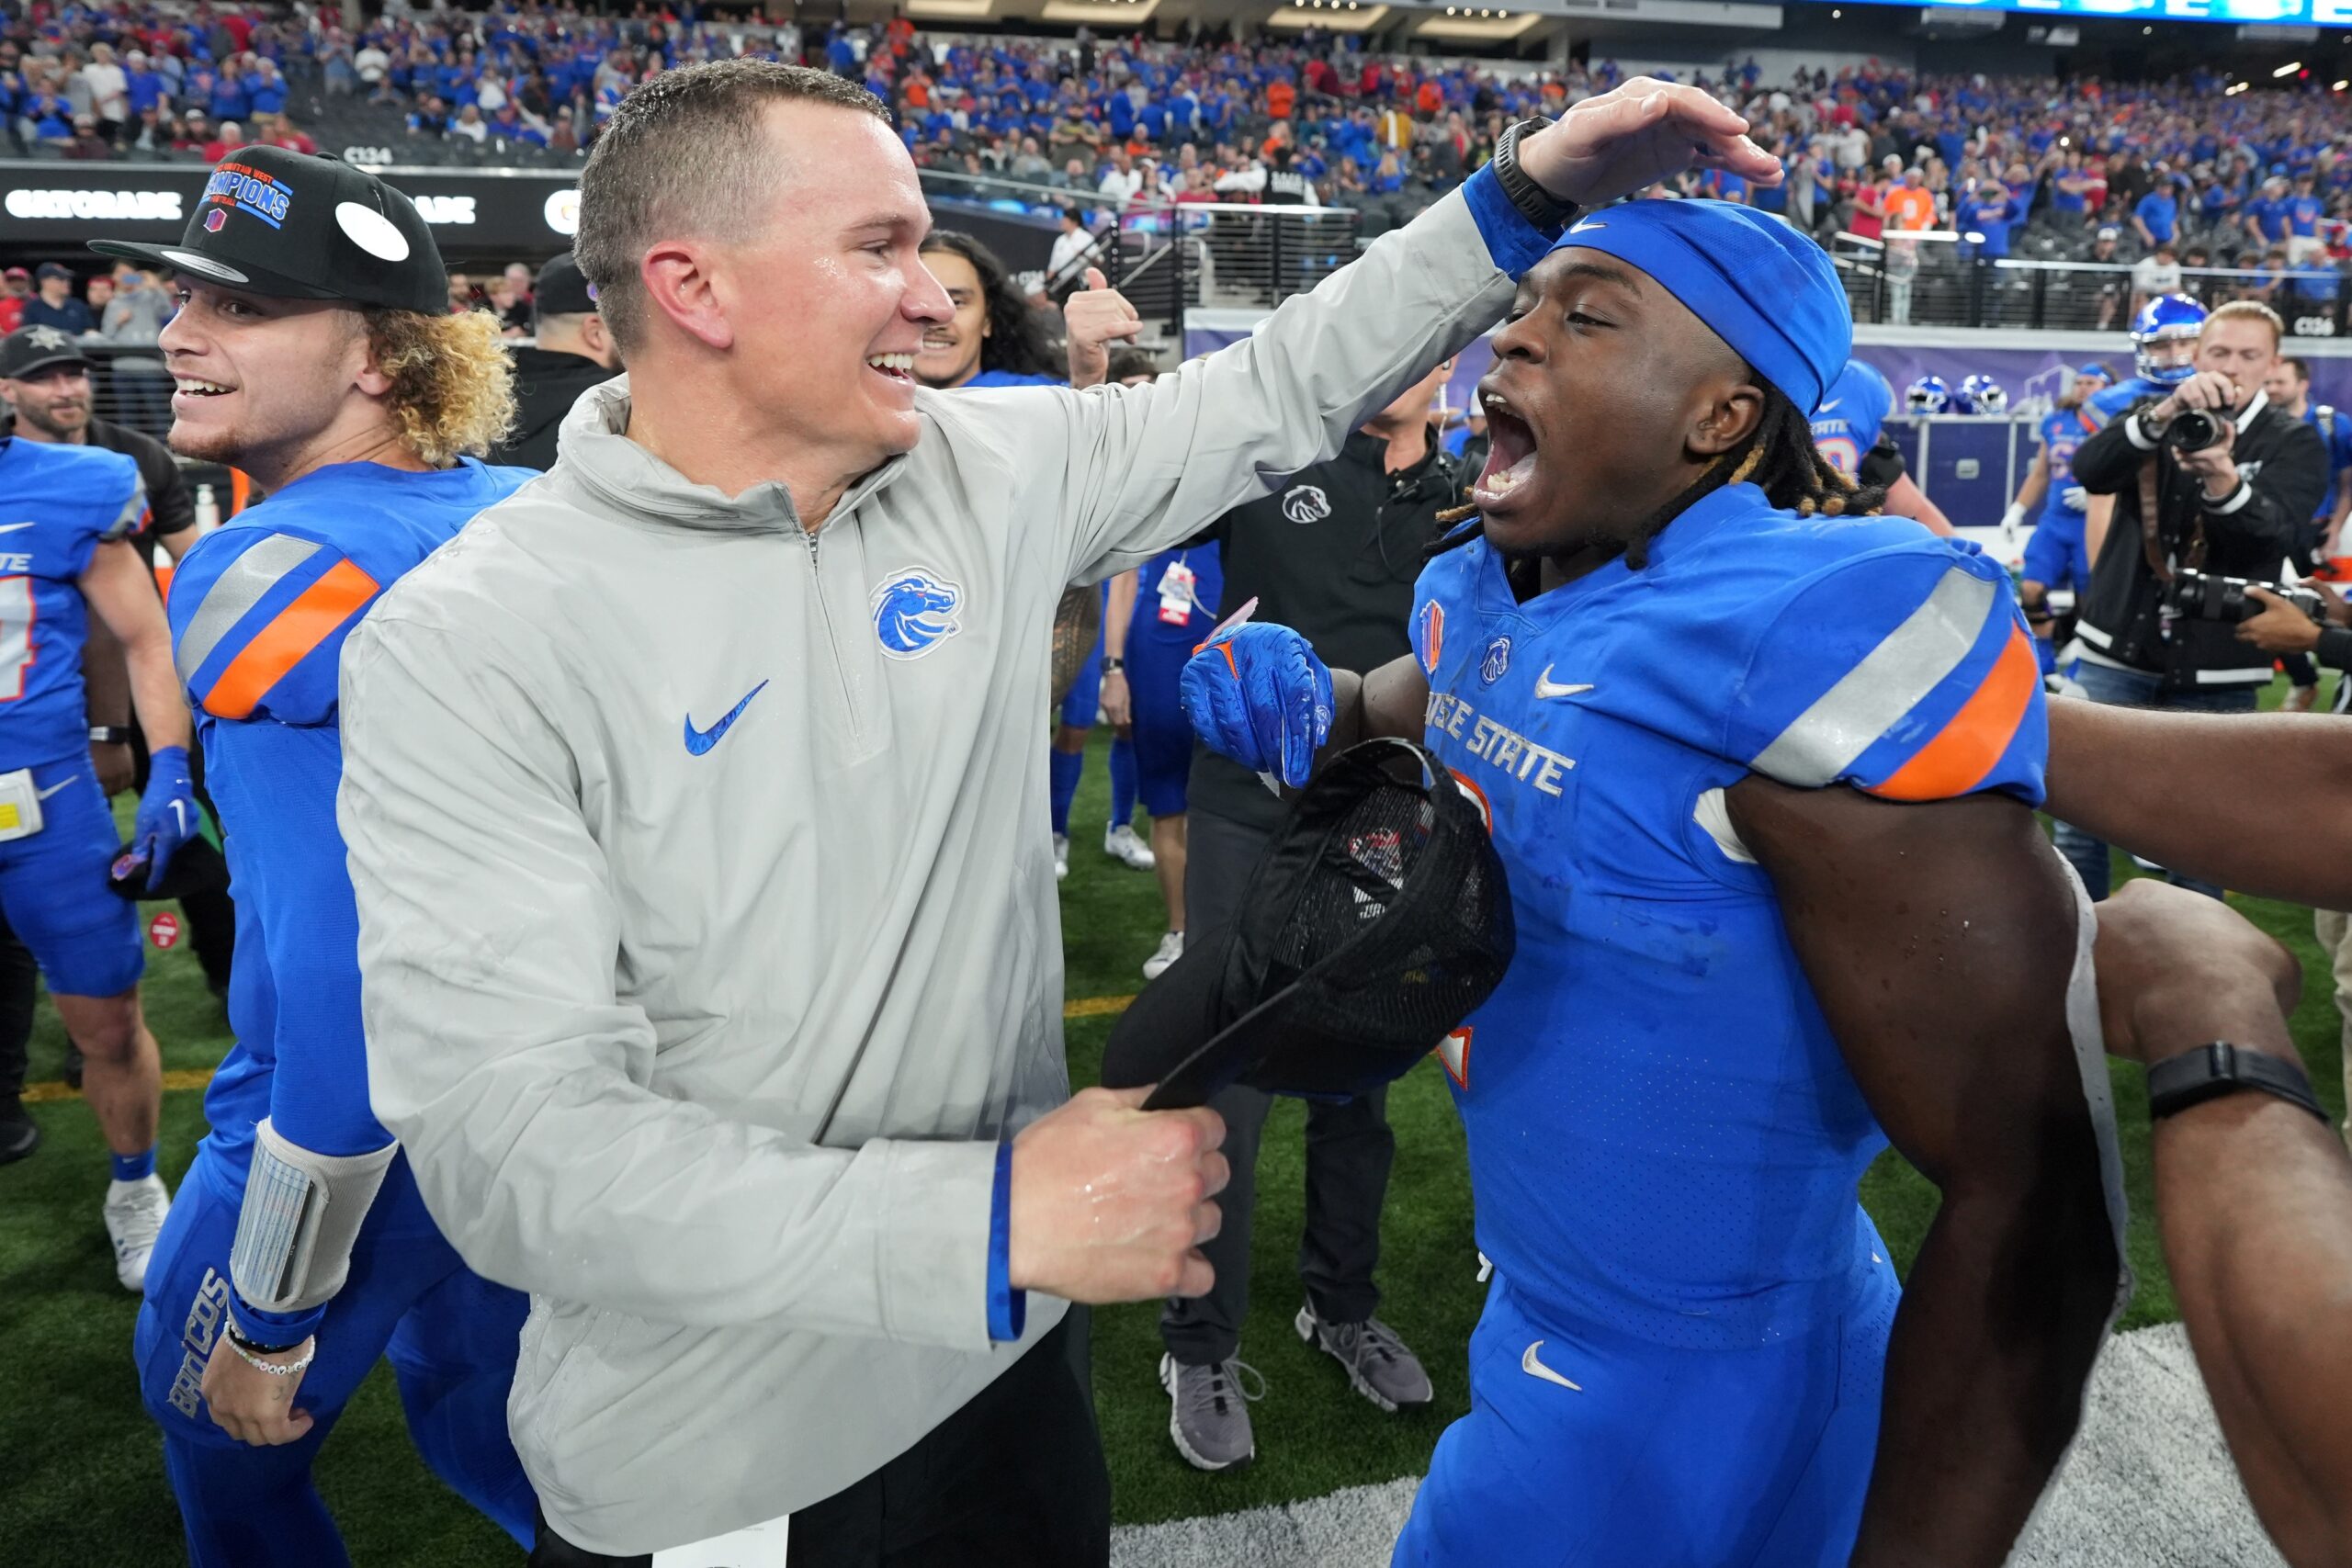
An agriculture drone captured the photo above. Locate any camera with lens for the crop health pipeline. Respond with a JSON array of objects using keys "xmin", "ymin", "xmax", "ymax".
[
  {"xmin": 2165, "ymin": 567, "xmax": 2326, "ymax": 626},
  {"xmin": 2162, "ymin": 409, "xmax": 2227, "ymax": 454}
]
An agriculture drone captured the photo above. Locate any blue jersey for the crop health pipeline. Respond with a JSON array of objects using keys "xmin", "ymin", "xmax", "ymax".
[
  {"xmin": 962, "ymin": 369, "xmax": 1063, "ymax": 389},
  {"xmin": 2085, "ymin": 376, "xmax": 2167, "ymax": 428},
  {"xmin": 1413, "ymin": 486, "xmax": 2044, "ymax": 1349},
  {"xmin": 0, "ymin": 438, "xmax": 147, "ymax": 771},
  {"xmin": 166, "ymin": 460, "xmax": 531, "ymax": 1188},
  {"xmin": 2036, "ymin": 404, "xmax": 2099, "ymax": 525},
  {"xmin": 1134, "ymin": 544, "xmax": 1223, "ymax": 642},
  {"xmin": 1808, "ymin": 359, "xmax": 1891, "ymax": 479},
  {"xmin": 2306, "ymin": 403, "xmax": 2352, "ymax": 519}
]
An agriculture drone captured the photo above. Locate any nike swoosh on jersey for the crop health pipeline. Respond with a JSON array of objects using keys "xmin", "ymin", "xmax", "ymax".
[
  {"xmin": 1817, "ymin": 399, "xmax": 1843, "ymax": 412},
  {"xmin": 35, "ymin": 775, "xmax": 80, "ymax": 800},
  {"xmin": 1521, "ymin": 1341, "xmax": 1583, "ymax": 1391},
  {"xmin": 1533, "ymin": 666, "xmax": 1595, "ymax": 700},
  {"xmin": 0, "ymin": 522, "xmax": 36, "ymax": 535},
  {"xmin": 684, "ymin": 680, "xmax": 770, "ymax": 757}
]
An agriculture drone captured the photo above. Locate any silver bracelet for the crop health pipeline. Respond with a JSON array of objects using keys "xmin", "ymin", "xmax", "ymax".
[{"xmin": 227, "ymin": 1334, "xmax": 315, "ymax": 1379}]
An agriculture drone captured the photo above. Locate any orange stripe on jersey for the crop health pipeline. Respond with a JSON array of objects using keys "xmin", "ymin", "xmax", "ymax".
[
  {"xmin": 198, "ymin": 559, "xmax": 380, "ymax": 720},
  {"xmin": 1866, "ymin": 623, "xmax": 2038, "ymax": 802}
]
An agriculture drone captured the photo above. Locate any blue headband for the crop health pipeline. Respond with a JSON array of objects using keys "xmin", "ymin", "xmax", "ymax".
[{"xmin": 1548, "ymin": 199, "xmax": 1851, "ymax": 415}]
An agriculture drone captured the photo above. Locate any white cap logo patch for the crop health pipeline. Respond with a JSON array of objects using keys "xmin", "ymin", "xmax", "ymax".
[
  {"xmin": 334, "ymin": 200, "xmax": 410, "ymax": 263},
  {"xmin": 159, "ymin": 248, "xmax": 250, "ymax": 284},
  {"xmin": 543, "ymin": 188, "xmax": 580, "ymax": 237}
]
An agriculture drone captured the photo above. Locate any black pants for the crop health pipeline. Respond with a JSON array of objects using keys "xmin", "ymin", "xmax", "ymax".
[
  {"xmin": 1159, "ymin": 804, "xmax": 1396, "ymax": 1367},
  {"xmin": 0, "ymin": 915, "xmax": 35, "ymax": 1100},
  {"xmin": 528, "ymin": 1312, "xmax": 1110, "ymax": 1568},
  {"xmin": 130, "ymin": 724, "xmax": 238, "ymax": 995}
]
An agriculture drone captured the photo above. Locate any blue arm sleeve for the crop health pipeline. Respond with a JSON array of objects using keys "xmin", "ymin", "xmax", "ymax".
[
  {"xmin": 207, "ymin": 718, "xmax": 385, "ymax": 1340},
  {"xmin": 987, "ymin": 1139, "xmax": 1027, "ymax": 1343},
  {"xmin": 1461, "ymin": 160, "xmax": 1566, "ymax": 281}
]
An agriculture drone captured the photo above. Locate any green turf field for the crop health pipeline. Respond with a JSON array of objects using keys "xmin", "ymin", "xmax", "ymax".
[{"xmin": 3, "ymin": 713, "xmax": 2345, "ymax": 1564}]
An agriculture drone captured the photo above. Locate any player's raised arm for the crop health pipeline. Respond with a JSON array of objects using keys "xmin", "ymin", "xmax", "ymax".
[
  {"xmin": 1727, "ymin": 778, "xmax": 2120, "ymax": 1567},
  {"xmin": 997, "ymin": 79, "xmax": 1778, "ymax": 586}
]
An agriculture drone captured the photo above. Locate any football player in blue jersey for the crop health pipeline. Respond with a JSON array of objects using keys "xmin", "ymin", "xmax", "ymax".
[
  {"xmin": 94, "ymin": 147, "xmax": 537, "ymax": 1565},
  {"xmin": 1183, "ymin": 201, "xmax": 2122, "ymax": 1567},
  {"xmin": 2004, "ymin": 364, "xmax": 2114, "ymax": 673},
  {"xmin": 2089, "ymin": 293, "xmax": 2209, "ymax": 426},
  {"xmin": 0, "ymin": 383, "xmax": 199, "ymax": 1291},
  {"xmin": 1811, "ymin": 357, "xmax": 1952, "ymax": 534}
]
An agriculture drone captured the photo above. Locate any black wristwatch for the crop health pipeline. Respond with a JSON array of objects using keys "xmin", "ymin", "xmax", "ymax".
[
  {"xmin": 1492, "ymin": 118, "xmax": 1579, "ymax": 233},
  {"xmin": 1102, "ymin": 657, "xmax": 1125, "ymax": 675},
  {"xmin": 2146, "ymin": 1041, "xmax": 2328, "ymax": 1123},
  {"xmin": 89, "ymin": 725, "xmax": 131, "ymax": 745}
]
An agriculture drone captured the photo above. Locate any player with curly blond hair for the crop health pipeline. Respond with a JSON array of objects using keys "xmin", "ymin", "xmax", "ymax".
[{"xmin": 90, "ymin": 148, "xmax": 537, "ymax": 1566}]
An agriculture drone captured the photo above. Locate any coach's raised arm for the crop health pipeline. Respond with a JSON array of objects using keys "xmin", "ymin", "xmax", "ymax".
[{"xmin": 334, "ymin": 59, "xmax": 1777, "ymax": 1562}]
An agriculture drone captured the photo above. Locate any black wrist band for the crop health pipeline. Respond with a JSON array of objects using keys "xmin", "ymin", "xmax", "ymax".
[
  {"xmin": 89, "ymin": 726, "xmax": 131, "ymax": 745},
  {"xmin": 224, "ymin": 1316, "xmax": 306, "ymax": 1357},
  {"xmin": 2146, "ymin": 1041, "xmax": 2328, "ymax": 1123},
  {"xmin": 1493, "ymin": 118, "xmax": 1579, "ymax": 233},
  {"xmin": 1102, "ymin": 658, "xmax": 1125, "ymax": 674}
]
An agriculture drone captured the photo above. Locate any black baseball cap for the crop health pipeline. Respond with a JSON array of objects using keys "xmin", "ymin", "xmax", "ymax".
[
  {"xmin": 1101, "ymin": 739, "xmax": 1516, "ymax": 1111},
  {"xmin": 0, "ymin": 324, "xmax": 96, "ymax": 378},
  {"xmin": 533, "ymin": 252, "xmax": 595, "ymax": 316},
  {"xmin": 89, "ymin": 146, "xmax": 445, "ymax": 313},
  {"xmin": 108, "ymin": 831, "xmax": 229, "ymax": 903}
]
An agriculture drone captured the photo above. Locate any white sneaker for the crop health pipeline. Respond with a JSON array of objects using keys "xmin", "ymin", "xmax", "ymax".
[
  {"xmin": 1143, "ymin": 931, "xmax": 1185, "ymax": 980},
  {"xmin": 1052, "ymin": 833, "xmax": 1069, "ymax": 881},
  {"xmin": 1104, "ymin": 823, "xmax": 1156, "ymax": 870},
  {"xmin": 104, "ymin": 1173, "xmax": 171, "ymax": 1293}
]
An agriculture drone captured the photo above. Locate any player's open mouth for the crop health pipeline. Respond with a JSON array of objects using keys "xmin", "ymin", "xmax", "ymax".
[
  {"xmin": 1474, "ymin": 393, "xmax": 1539, "ymax": 508},
  {"xmin": 174, "ymin": 378, "xmax": 233, "ymax": 398},
  {"xmin": 865, "ymin": 353, "xmax": 916, "ymax": 385}
]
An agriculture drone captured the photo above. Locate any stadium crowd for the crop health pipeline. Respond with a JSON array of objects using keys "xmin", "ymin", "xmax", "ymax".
[{"xmin": 7, "ymin": 0, "xmax": 2352, "ymax": 256}]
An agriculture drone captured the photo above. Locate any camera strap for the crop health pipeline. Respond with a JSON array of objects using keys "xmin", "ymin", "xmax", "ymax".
[{"xmin": 2137, "ymin": 453, "xmax": 2208, "ymax": 585}]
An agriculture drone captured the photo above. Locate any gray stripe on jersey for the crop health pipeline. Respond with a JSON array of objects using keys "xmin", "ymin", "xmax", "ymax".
[
  {"xmin": 173, "ymin": 533, "xmax": 322, "ymax": 687},
  {"xmin": 99, "ymin": 477, "xmax": 148, "ymax": 544},
  {"xmin": 1750, "ymin": 567, "xmax": 1997, "ymax": 787}
]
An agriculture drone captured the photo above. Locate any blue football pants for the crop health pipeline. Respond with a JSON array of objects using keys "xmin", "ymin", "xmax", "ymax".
[
  {"xmin": 135, "ymin": 1144, "xmax": 536, "ymax": 1566},
  {"xmin": 1395, "ymin": 1244, "xmax": 1901, "ymax": 1568}
]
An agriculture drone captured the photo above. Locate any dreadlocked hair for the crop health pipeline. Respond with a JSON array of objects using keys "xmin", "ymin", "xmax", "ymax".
[{"xmin": 1431, "ymin": 382, "xmax": 1887, "ymax": 576}]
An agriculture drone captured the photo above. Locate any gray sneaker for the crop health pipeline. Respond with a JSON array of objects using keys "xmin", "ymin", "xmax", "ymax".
[
  {"xmin": 1295, "ymin": 1303, "xmax": 1433, "ymax": 1412},
  {"xmin": 1159, "ymin": 1352, "xmax": 1265, "ymax": 1471}
]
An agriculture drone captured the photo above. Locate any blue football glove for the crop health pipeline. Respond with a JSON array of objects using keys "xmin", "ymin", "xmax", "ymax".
[
  {"xmin": 1179, "ymin": 623, "xmax": 1334, "ymax": 789},
  {"xmin": 132, "ymin": 745, "xmax": 198, "ymax": 885}
]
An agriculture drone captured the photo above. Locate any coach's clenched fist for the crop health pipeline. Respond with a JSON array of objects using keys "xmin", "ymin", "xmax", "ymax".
[{"xmin": 1008, "ymin": 1086, "xmax": 1229, "ymax": 1302}]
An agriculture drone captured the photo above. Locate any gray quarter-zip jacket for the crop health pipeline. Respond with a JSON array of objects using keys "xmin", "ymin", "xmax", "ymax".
[{"xmin": 336, "ymin": 184, "xmax": 1526, "ymax": 1554}]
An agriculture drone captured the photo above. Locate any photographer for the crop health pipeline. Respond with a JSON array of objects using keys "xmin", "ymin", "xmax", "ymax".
[{"xmin": 2059, "ymin": 299, "xmax": 2328, "ymax": 898}]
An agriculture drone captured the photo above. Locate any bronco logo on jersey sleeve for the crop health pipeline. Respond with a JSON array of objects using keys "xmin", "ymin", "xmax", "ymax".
[
  {"xmin": 872, "ymin": 569, "xmax": 963, "ymax": 660},
  {"xmin": 1413, "ymin": 600, "xmax": 1444, "ymax": 676}
]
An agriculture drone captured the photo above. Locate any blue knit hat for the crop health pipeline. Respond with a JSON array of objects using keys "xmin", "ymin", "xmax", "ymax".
[{"xmin": 1549, "ymin": 200, "xmax": 1851, "ymax": 415}]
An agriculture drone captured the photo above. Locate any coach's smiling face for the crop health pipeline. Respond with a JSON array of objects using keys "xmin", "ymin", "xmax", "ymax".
[
  {"xmin": 638, "ymin": 98, "xmax": 955, "ymax": 490},
  {"xmin": 1471, "ymin": 246, "xmax": 1765, "ymax": 570}
]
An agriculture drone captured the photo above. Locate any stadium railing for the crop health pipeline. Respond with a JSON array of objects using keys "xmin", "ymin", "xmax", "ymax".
[
  {"xmin": 1834, "ymin": 230, "xmax": 2349, "ymax": 339},
  {"xmin": 918, "ymin": 167, "xmax": 1361, "ymax": 351}
]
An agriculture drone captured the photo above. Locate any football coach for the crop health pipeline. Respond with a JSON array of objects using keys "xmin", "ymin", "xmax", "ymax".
[{"xmin": 334, "ymin": 59, "xmax": 1777, "ymax": 1564}]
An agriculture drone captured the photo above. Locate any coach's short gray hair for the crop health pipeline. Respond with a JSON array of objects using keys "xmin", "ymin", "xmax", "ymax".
[{"xmin": 573, "ymin": 60, "xmax": 889, "ymax": 353}]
